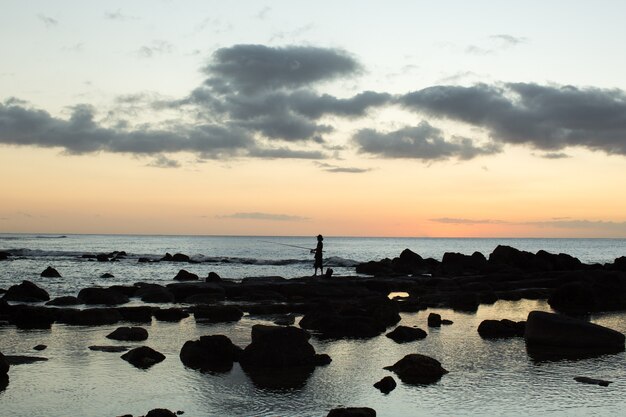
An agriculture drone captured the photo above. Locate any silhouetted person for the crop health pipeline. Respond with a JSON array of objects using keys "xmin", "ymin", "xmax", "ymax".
[{"xmin": 311, "ymin": 234, "xmax": 323, "ymax": 276}]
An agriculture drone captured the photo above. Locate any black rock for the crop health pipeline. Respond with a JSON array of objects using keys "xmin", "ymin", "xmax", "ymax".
[
  {"xmin": 41, "ymin": 266, "xmax": 62, "ymax": 277},
  {"xmin": 89, "ymin": 345, "xmax": 130, "ymax": 353},
  {"xmin": 179, "ymin": 334, "xmax": 242, "ymax": 372},
  {"xmin": 46, "ymin": 296, "xmax": 80, "ymax": 306},
  {"xmin": 137, "ymin": 285, "xmax": 175, "ymax": 303},
  {"xmin": 78, "ymin": 287, "xmax": 129, "ymax": 305},
  {"xmin": 116, "ymin": 306, "xmax": 154, "ymax": 323},
  {"xmin": 4, "ymin": 280, "xmax": 50, "ymax": 302},
  {"xmin": 107, "ymin": 326, "xmax": 149, "ymax": 341},
  {"xmin": 327, "ymin": 407, "xmax": 377, "ymax": 417},
  {"xmin": 206, "ymin": 271, "xmax": 222, "ymax": 282},
  {"xmin": 478, "ymin": 319, "xmax": 525, "ymax": 338},
  {"xmin": 33, "ymin": 344, "xmax": 47, "ymax": 351},
  {"xmin": 101, "ymin": 273, "xmax": 115, "ymax": 278},
  {"xmin": 153, "ymin": 308, "xmax": 189, "ymax": 322},
  {"xmin": 427, "ymin": 313, "xmax": 442, "ymax": 327},
  {"xmin": 525, "ymin": 310, "xmax": 625, "ymax": 359},
  {"xmin": 121, "ymin": 346, "xmax": 165, "ymax": 369},
  {"xmin": 384, "ymin": 353, "xmax": 448, "ymax": 385},
  {"xmin": 9, "ymin": 305, "xmax": 56, "ymax": 329},
  {"xmin": 57, "ymin": 307, "xmax": 122, "ymax": 326},
  {"xmin": 0, "ymin": 351, "xmax": 8, "ymax": 376},
  {"xmin": 146, "ymin": 409, "xmax": 177, "ymax": 417},
  {"xmin": 386, "ymin": 326, "xmax": 427, "ymax": 343},
  {"xmin": 574, "ymin": 376, "xmax": 612, "ymax": 387},
  {"xmin": 373, "ymin": 376, "xmax": 396, "ymax": 394},
  {"xmin": 174, "ymin": 269, "xmax": 198, "ymax": 281},
  {"xmin": 0, "ymin": 251, "xmax": 11, "ymax": 261},
  {"xmin": 4, "ymin": 355, "xmax": 48, "ymax": 365},
  {"xmin": 192, "ymin": 305, "xmax": 243, "ymax": 323}
]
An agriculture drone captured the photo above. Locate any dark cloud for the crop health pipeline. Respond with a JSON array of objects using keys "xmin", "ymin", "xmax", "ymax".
[
  {"xmin": 400, "ymin": 83, "xmax": 626, "ymax": 156},
  {"xmin": 314, "ymin": 162, "xmax": 371, "ymax": 173},
  {"xmin": 354, "ymin": 121, "xmax": 501, "ymax": 161},
  {"xmin": 203, "ymin": 44, "xmax": 360, "ymax": 93},
  {"xmin": 248, "ymin": 146, "xmax": 325, "ymax": 159},
  {"xmin": 37, "ymin": 14, "xmax": 58, "ymax": 27},
  {"xmin": 539, "ymin": 152, "xmax": 570, "ymax": 159},
  {"xmin": 147, "ymin": 155, "xmax": 181, "ymax": 168},
  {"xmin": 219, "ymin": 212, "xmax": 309, "ymax": 221}
]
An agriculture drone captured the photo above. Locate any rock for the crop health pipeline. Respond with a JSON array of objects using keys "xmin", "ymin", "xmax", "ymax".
[
  {"xmin": 299, "ymin": 298, "xmax": 400, "ymax": 339},
  {"xmin": 427, "ymin": 313, "xmax": 442, "ymax": 327},
  {"xmin": 574, "ymin": 376, "xmax": 612, "ymax": 387},
  {"xmin": 3, "ymin": 280, "xmax": 50, "ymax": 302},
  {"xmin": 274, "ymin": 314, "xmax": 296, "ymax": 326},
  {"xmin": 137, "ymin": 285, "xmax": 175, "ymax": 303},
  {"xmin": 525, "ymin": 310, "xmax": 625, "ymax": 359},
  {"xmin": 78, "ymin": 287, "xmax": 129, "ymax": 305},
  {"xmin": 327, "ymin": 407, "xmax": 377, "ymax": 417},
  {"xmin": 192, "ymin": 305, "xmax": 243, "ymax": 323},
  {"xmin": 183, "ymin": 294, "xmax": 223, "ymax": 304},
  {"xmin": 0, "ymin": 251, "xmax": 11, "ymax": 261},
  {"xmin": 610, "ymin": 256, "xmax": 626, "ymax": 271},
  {"xmin": 121, "ymin": 346, "xmax": 165, "ymax": 369},
  {"xmin": 386, "ymin": 326, "xmax": 427, "ymax": 343},
  {"xmin": 117, "ymin": 306, "xmax": 154, "ymax": 323},
  {"xmin": 46, "ymin": 296, "xmax": 80, "ymax": 306},
  {"xmin": 441, "ymin": 251, "xmax": 487, "ymax": 275},
  {"xmin": 165, "ymin": 282, "xmax": 226, "ymax": 303},
  {"xmin": 449, "ymin": 292, "xmax": 479, "ymax": 312},
  {"xmin": 206, "ymin": 272, "xmax": 222, "ymax": 283},
  {"xmin": 33, "ymin": 344, "xmax": 47, "ymax": 351},
  {"xmin": 174, "ymin": 269, "xmax": 198, "ymax": 281},
  {"xmin": 9, "ymin": 306, "xmax": 56, "ymax": 329},
  {"xmin": 536, "ymin": 250, "xmax": 582, "ymax": 271},
  {"xmin": 153, "ymin": 308, "xmax": 189, "ymax": 322},
  {"xmin": 89, "ymin": 345, "xmax": 130, "ymax": 353},
  {"xmin": 101, "ymin": 273, "xmax": 115, "ymax": 278},
  {"xmin": 4, "ymin": 355, "xmax": 48, "ymax": 365},
  {"xmin": 324, "ymin": 268, "xmax": 334, "ymax": 279},
  {"xmin": 478, "ymin": 319, "xmax": 525, "ymax": 338},
  {"xmin": 179, "ymin": 334, "xmax": 242, "ymax": 372},
  {"xmin": 146, "ymin": 409, "xmax": 177, "ymax": 417},
  {"xmin": 96, "ymin": 253, "xmax": 111, "ymax": 262},
  {"xmin": 384, "ymin": 353, "xmax": 448, "ymax": 385},
  {"xmin": 107, "ymin": 327, "xmax": 149, "ymax": 341},
  {"xmin": 373, "ymin": 376, "xmax": 396, "ymax": 394},
  {"xmin": 0, "ymin": 351, "xmax": 9, "ymax": 376},
  {"xmin": 161, "ymin": 253, "xmax": 190, "ymax": 262},
  {"xmin": 41, "ymin": 266, "xmax": 62, "ymax": 277},
  {"xmin": 488, "ymin": 245, "xmax": 538, "ymax": 271}
]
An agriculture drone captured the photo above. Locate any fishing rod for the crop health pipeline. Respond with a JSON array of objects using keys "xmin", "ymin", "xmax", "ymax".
[{"xmin": 258, "ymin": 240, "xmax": 313, "ymax": 251}]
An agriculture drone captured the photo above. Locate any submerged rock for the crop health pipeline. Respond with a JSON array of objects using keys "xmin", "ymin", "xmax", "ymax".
[
  {"xmin": 153, "ymin": 308, "xmax": 189, "ymax": 322},
  {"xmin": 46, "ymin": 296, "xmax": 80, "ymax": 306},
  {"xmin": 192, "ymin": 305, "xmax": 243, "ymax": 323},
  {"xmin": 41, "ymin": 266, "xmax": 62, "ymax": 278},
  {"xmin": 107, "ymin": 326, "xmax": 149, "ymax": 341},
  {"xmin": 384, "ymin": 353, "xmax": 448, "ymax": 385},
  {"xmin": 9, "ymin": 305, "xmax": 56, "ymax": 329},
  {"xmin": 145, "ymin": 409, "xmax": 178, "ymax": 417},
  {"xmin": 373, "ymin": 375, "xmax": 396, "ymax": 394},
  {"xmin": 78, "ymin": 287, "xmax": 129, "ymax": 305},
  {"xmin": 327, "ymin": 407, "xmax": 377, "ymax": 417},
  {"xmin": 89, "ymin": 345, "xmax": 130, "ymax": 353},
  {"xmin": 57, "ymin": 307, "xmax": 122, "ymax": 326},
  {"xmin": 478, "ymin": 319, "xmax": 525, "ymax": 338},
  {"xmin": 121, "ymin": 346, "xmax": 165, "ymax": 369},
  {"xmin": 385, "ymin": 326, "xmax": 427, "ymax": 343},
  {"xmin": 525, "ymin": 310, "xmax": 625, "ymax": 359},
  {"xmin": 179, "ymin": 334, "xmax": 242, "ymax": 372},
  {"xmin": 574, "ymin": 376, "xmax": 612, "ymax": 387},
  {"xmin": 101, "ymin": 273, "xmax": 115, "ymax": 278},
  {"xmin": 4, "ymin": 355, "xmax": 48, "ymax": 365},
  {"xmin": 33, "ymin": 345, "xmax": 47, "ymax": 351}
]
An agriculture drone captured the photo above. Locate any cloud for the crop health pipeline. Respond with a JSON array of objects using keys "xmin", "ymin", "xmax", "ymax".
[
  {"xmin": 247, "ymin": 146, "xmax": 325, "ymax": 159},
  {"xmin": 314, "ymin": 162, "xmax": 371, "ymax": 173},
  {"xmin": 400, "ymin": 83, "xmax": 626, "ymax": 156},
  {"xmin": 490, "ymin": 34, "xmax": 526, "ymax": 46},
  {"xmin": 539, "ymin": 152, "xmax": 570, "ymax": 159},
  {"xmin": 353, "ymin": 121, "xmax": 502, "ymax": 161},
  {"xmin": 203, "ymin": 44, "xmax": 360, "ymax": 93},
  {"xmin": 137, "ymin": 40, "xmax": 174, "ymax": 58},
  {"xmin": 430, "ymin": 217, "xmax": 509, "ymax": 225},
  {"xmin": 37, "ymin": 14, "xmax": 58, "ymax": 28},
  {"xmin": 147, "ymin": 155, "xmax": 181, "ymax": 168},
  {"xmin": 219, "ymin": 212, "xmax": 309, "ymax": 221},
  {"xmin": 104, "ymin": 9, "xmax": 136, "ymax": 21}
]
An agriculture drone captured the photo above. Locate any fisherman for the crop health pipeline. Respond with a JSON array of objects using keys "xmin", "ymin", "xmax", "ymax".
[{"xmin": 310, "ymin": 234, "xmax": 323, "ymax": 276}]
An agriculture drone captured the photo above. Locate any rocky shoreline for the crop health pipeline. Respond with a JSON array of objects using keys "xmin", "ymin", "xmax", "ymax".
[{"xmin": 1, "ymin": 244, "xmax": 625, "ymax": 416}]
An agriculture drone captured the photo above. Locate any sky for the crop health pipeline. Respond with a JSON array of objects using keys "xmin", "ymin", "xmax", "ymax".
[{"xmin": 1, "ymin": 0, "xmax": 626, "ymax": 237}]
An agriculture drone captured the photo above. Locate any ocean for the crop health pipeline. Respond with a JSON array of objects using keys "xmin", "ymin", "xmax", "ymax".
[{"xmin": 1, "ymin": 234, "xmax": 625, "ymax": 416}]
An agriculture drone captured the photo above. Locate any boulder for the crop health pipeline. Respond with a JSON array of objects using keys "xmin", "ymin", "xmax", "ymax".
[
  {"xmin": 610, "ymin": 256, "xmax": 626, "ymax": 271},
  {"xmin": 9, "ymin": 305, "xmax": 56, "ymax": 329},
  {"xmin": 137, "ymin": 285, "xmax": 175, "ymax": 303},
  {"xmin": 441, "ymin": 251, "xmax": 487, "ymax": 275},
  {"xmin": 161, "ymin": 252, "xmax": 190, "ymax": 262},
  {"xmin": 574, "ymin": 376, "xmax": 612, "ymax": 387},
  {"xmin": 0, "ymin": 251, "xmax": 11, "ymax": 261},
  {"xmin": 153, "ymin": 308, "xmax": 189, "ymax": 322},
  {"xmin": 386, "ymin": 326, "xmax": 427, "ymax": 343},
  {"xmin": 427, "ymin": 313, "xmax": 442, "ymax": 327},
  {"xmin": 373, "ymin": 375, "xmax": 396, "ymax": 394},
  {"xmin": 121, "ymin": 346, "xmax": 165, "ymax": 369},
  {"xmin": 174, "ymin": 269, "xmax": 198, "ymax": 281},
  {"xmin": 166, "ymin": 282, "xmax": 226, "ymax": 303},
  {"xmin": 525, "ymin": 310, "xmax": 625, "ymax": 359},
  {"xmin": 206, "ymin": 272, "xmax": 222, "ymax": 283},
  {"xmin": 96, "ymin": 253, "xmax": 110, "ymax": 262},
  {"xmin": 78, "ymin": 287, "xmax": 129, "ymax": 305},
  {"xmin": 145, "ymin": 409, "xmax": 177, "ymax": 417},
  {"xmin": 33, "ymin": 345, "xmax": 47, "ymax": 351},
  {"xmin": 100, "ymin": 273, "xmax": 115, "ymax": 278},
  {"xmin": 46, "ymin": 296, "xmax": 80, "ymax": 306},
  {"xmin": 107, "ymin": 326, "xmax": 149, "ymax": 341},
  {"xmin": 384, "ymin": 353, "xmax": 448, "ymax": 385},
  {"xmin": 192, "ymin": 305, "xmax": 243, "ymax": 323},
  {"xmin": 3, "ymin": 280, "xmax": 50, "ymax": 302},
  {"xmin": 536, "ymin": 250, "xmax": 582, "ymax": 271},
  {"xmin": 547, "ymin": 281, "xmax": 595, "ymax": 313},
  {"xmin": 179, "ymin": 334, "xmax": 242, "ymax": 372},
  {"xmin": 41, "ymin": 266, "xmax": 62, "ymax": 278},
  {"xmin": 116, "ymin": 306, "xmax": 154, "ymax": 323},
  {"xmin": 478, "ymin": 319, "xmax": 525, "ymax": 338},
  {"xmin": 449, "ymin": 292, "xmax": 479, "ymax": 312},
  {"xmin": 327, "ymin": 407, "xmax": 377, "ymax": 417}
]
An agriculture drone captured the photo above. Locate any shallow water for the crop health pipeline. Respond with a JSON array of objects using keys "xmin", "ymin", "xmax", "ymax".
[{"xmin": 1, "ymin": 300, "xmax": 625, "ymax": 417}]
